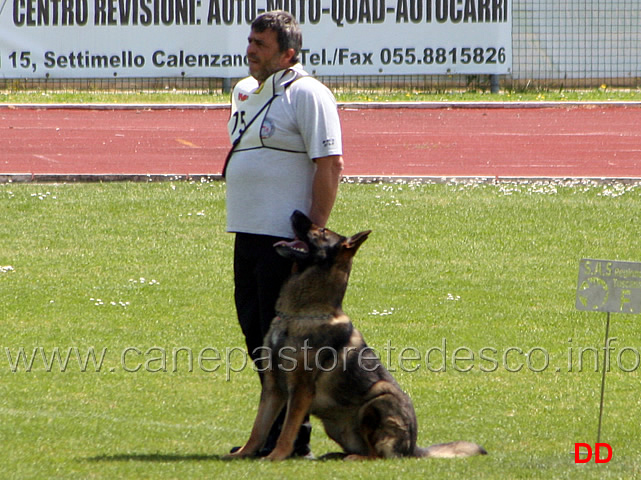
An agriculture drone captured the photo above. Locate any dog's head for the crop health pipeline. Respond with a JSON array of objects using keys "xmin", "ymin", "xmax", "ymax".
[{"xmin": 274, "ymin": 210, "xmax": 371, "ymax": 270}]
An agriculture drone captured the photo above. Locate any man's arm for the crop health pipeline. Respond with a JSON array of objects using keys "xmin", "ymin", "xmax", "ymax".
[{"xmin": 309, "ymin": 155, "xmax": 343, "ymax": 227}]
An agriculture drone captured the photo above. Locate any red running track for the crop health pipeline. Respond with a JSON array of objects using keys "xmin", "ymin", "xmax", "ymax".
[{"xmin": 1, "ymin": 104, "xmax": 640, "ymax": 179}]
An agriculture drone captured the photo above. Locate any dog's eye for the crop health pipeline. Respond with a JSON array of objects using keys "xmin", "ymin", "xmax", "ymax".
[{"xmin": 311, "ymin": 228, "xmax": 327, "ymax": 242}]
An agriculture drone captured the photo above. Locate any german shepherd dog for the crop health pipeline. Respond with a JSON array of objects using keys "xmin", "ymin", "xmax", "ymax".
[{"xmin": 226, "ymin": 210, "xmax": 487, "ymax": 461}]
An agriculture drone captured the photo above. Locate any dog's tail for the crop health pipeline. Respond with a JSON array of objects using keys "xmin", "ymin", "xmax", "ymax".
[{"xmin": 415, "ymin": 441, "xmax": 487, "ymax": 458}]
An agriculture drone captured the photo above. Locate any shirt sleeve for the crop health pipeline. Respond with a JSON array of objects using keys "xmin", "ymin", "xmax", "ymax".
[{"xmin": 291, "ymin": 78, "xmax": 343, "ymax": 160}]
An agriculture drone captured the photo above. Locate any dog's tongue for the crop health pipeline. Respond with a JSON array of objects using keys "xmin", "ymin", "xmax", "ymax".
[{"xmin": 274, "ymin": 239, "xmax": 309, "ymax": 253}]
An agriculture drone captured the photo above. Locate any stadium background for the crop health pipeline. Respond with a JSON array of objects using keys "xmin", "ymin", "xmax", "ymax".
[{"xmin": 1, "ymin": 0, "xmax": 639, "ymax": 93}]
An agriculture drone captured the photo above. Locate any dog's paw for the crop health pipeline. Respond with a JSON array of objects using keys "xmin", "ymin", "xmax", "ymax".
[
  {"xmin": 223, "ymin": 447, "xmax": 256, "ymax": 460},
  {"xmin": 223, "ymin": 452, "xmax": 247, "ymax": 460},
  {"xmin": 263, "ymin": 448, "xmax": 292, "ymax": 461},
  {"xmin": 344, "ymin": 454, "xmax": 371, "ymax": 461}
]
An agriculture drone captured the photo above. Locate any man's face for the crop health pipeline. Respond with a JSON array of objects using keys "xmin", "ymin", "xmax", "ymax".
[{"xmin": 246, "ymin": 28, "xmax": 293, "ymax": 83}]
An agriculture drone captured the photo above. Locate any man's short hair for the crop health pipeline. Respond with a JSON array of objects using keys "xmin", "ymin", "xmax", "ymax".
[{"xmin": 251, "ymin": 10, "xmax": 302, "ymax": 65}]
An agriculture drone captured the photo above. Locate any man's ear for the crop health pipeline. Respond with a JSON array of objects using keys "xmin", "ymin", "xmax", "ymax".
[{"xmin": 282, "ymin": 48, "xmax": 296, "ymax": 65}]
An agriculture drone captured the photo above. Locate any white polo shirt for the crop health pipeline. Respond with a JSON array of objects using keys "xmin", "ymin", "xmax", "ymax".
[{"xmin": 225, "ymin": 65, "xmax": 343, "ymax": 238}]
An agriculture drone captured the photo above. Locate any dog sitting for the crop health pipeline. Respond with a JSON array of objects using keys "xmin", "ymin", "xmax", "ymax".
[{"xmin": 226, "ymin": 210, "xmax": 487, "ymax": 460}]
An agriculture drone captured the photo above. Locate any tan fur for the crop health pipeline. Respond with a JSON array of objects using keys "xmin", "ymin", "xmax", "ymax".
[{"xmin": 225, "ymin": 211, "xmax": 487, "ymax": 461}]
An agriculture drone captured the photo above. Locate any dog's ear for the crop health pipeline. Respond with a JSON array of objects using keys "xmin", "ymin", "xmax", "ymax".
[
  {"xmin": 291, "ymin": 210, "xmax": 314, "ymax": 235},
  {"xmin": 344, "ymin": 230, "xmax": 371, "ymax": 251}
]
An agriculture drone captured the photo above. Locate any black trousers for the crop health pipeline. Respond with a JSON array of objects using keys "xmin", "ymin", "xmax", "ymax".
[
  {"xmin": 233, "ymin": 232, "xmax": 312, "ymax": 453},
  {"xmin": 234, "ymin": 232, "xmax": 294, "ymax": 360}
]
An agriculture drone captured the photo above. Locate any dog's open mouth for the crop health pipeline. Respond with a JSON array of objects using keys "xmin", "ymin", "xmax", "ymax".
[{"xmin": 274, "ymin": 239, "xmax": 309, "ymax": 256}]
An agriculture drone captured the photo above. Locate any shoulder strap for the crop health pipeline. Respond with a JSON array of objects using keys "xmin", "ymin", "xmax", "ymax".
[
  {"xmin": 222, "ymin": 94, "xmax": 278, "ymax": 178},
  {"xmin": 222, "ymin": 70, "xmax": 303, "ymax": 178}
]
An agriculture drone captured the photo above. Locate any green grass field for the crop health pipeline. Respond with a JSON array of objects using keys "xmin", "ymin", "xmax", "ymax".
[
  {"xmin": 2, "ymin": 86, "xmax": 641, "ymax": 105},
  {"xmin": 2, "ymin": 179, "xmax": 641, "ymax": 479}
]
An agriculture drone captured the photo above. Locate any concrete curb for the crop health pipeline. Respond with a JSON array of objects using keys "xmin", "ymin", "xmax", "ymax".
[
  {"xmin": 2, "ymin": 101, "xmax": 641, "ymax": 111},
  {"xmin": 2, "ymin": 174, "xmax": 640, "ymax": 184}
]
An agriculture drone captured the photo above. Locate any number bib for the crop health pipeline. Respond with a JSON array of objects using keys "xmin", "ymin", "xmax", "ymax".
[{"xmin": 228, "ymin": 67, "xmax": 305, "ymax": 151}]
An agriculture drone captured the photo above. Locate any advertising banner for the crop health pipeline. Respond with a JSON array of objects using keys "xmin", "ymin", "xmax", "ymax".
[{"xmin": 1, "ymin": 0, "xmax": 512, "ymax": 78}]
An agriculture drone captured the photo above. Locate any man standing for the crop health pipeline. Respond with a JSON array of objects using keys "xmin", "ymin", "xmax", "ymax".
[{"xmin": 224, "ymin": 11, "xmax": 344, "ymax": 457}]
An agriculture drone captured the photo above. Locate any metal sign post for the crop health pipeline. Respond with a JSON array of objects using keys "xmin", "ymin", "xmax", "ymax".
[{"xmin": 575, "ymin": 258, "xmax": 641, "ymax": 445}]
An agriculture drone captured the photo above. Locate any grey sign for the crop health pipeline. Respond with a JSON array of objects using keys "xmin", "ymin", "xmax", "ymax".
[{"xmin": 576, "ymin": 259, "xmax": 641, "ymax": 314}]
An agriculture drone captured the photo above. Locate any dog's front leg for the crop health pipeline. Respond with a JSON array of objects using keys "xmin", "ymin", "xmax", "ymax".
[
  {"xmin": 264, "ymin": 384, "xmax": 314, "ymax": 461},
  {"xmin": 226, "ymin": 374, "xmax": 286, "ymax": 459}
]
